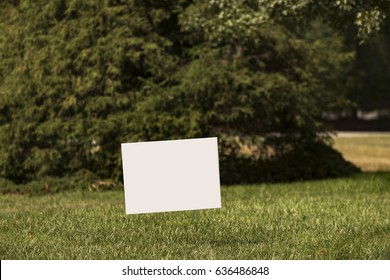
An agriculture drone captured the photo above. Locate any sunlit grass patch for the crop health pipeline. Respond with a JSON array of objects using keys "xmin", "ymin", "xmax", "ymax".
[{"xmin": 334, "ymin": 134, "xmax": 390, "ymax": 171}]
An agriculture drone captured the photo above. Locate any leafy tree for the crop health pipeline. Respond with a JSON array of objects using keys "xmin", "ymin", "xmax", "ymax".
[{"xmin": 255, "ymin": 0, "xmax": 390, "ymax": 41}]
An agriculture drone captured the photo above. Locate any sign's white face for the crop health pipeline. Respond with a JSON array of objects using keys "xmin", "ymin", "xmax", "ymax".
[{"xmin": 121, "ymin": 137, "xmax": 221, "ymax": 214}]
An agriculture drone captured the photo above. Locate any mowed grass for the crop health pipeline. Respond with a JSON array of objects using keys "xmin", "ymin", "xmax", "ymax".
[
  {"xmin": 334, "ymin": 133, "xmax": 390, "ymax": 171},
  {"xmin": 1, "ymin": 172, "xmax": 390, "ymax": 260}
]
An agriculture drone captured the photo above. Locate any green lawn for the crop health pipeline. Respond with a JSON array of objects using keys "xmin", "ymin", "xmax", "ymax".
[{"xmin": 1, "ymin": 172, "xmax": 389, "ymax": 259}]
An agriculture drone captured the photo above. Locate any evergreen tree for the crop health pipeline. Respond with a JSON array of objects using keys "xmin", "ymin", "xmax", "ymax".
[
  {"xmin": 0, "ymin": 0, "xmax": 179, "ymax": 182},
  {"xmin": 2, "ymin": 0, "xmax": 382, "ymax": 184}
]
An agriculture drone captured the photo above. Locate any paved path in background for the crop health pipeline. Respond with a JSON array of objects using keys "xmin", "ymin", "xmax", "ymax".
[{"xmin": 335, "ymin": 131, "xmax": 390, "ymax": 137}]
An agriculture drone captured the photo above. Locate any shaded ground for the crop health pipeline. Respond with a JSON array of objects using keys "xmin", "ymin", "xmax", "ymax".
[{"xmin": 328, "ymin": 118, "xmax": 390, "ymax": 131}]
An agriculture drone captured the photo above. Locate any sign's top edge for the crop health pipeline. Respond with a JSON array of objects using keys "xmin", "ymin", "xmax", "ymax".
[{"xmin": 121, "ymin": 137, "xmax": 218, "ymax": 146}]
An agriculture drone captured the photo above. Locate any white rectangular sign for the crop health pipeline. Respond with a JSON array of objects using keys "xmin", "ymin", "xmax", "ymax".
[{"xmin": 121, "ymin": 137, "xmax": 221, "ymax": 214}]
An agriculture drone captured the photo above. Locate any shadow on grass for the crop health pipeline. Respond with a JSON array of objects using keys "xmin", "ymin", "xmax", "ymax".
[{"xmin": 220, "ymin": 142, "xmax": 361, "ymax": 185}]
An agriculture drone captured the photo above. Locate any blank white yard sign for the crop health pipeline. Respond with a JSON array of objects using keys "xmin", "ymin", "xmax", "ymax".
[{"xmin": 121, "ymin": 137, "xmax": 221, "ymax": 214}]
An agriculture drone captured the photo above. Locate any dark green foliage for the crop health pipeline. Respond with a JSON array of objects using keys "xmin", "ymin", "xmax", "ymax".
[
  {"xmin": 0, "ymin": 0, "xmax": 368, "ymax": 187},
  {"xmin": 131, "ymin": 2, "xmax": 357, "ymax": 183},
  {"xmin": 0, "ymin": 0, "xmax": 178, "ymax": 183}
]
